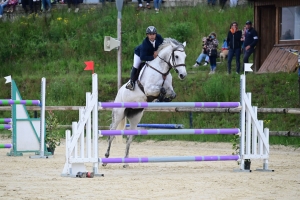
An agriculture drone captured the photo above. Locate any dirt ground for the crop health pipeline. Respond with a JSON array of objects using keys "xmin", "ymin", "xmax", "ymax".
[{"xmin": 0, "ymin": 139, "xmax": 299, "ymax": 200}]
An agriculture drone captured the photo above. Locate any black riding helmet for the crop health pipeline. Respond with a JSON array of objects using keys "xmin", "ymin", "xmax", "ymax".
[{"xmin": 146, "ymin": 26, "xmax": 157, "ymax": 34}]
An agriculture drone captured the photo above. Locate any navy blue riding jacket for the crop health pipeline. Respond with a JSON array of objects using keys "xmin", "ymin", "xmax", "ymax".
[
  {"xmin": 243, "ymin": 27, "xmax": 258, "ymax": 49},
  {"xmin": 134, "ymin": 34, "xmax": 164, "ymax": 61},
  {"xmin": 226, "ymin": 30, "xmax": 242, "ymax": 49}
]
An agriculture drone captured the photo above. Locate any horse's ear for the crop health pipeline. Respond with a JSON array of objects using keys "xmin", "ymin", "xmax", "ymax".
[{"xmin": 182, "ymin": 41, "xmax": 186, "ymax": 48}]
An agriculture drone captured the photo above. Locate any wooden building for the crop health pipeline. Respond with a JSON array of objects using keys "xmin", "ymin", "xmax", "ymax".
[{"xmin": 249, "ymin": 0, "xmax": 300, "ymax": 73}]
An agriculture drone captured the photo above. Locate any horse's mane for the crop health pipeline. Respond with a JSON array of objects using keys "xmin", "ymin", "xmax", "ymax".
[{"xmin": 157, "ymin": 38, "xmax": 184, "ymax": 53}]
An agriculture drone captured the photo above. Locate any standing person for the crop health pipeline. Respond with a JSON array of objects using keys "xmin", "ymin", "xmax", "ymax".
[
  {"xmin": 207, "ymin": 0, "xmax": 216, "ymax": 6},
  {"xmin": 226, "ymin": 21, "xmax": 242, "ymax": 74},
  {"xmin": 243, "ymin": 21, "xmax": 258, "ymax": 69},
  {"xmin": 41, "ymin": 0, "xmax": 51, "ymax": 12},
  {"xmin": 205, "ymin": 32, "xmax": 219, "ymax": 74},
  {"xmin": 154, "ymin": 0, "xmax": 161, "ymax": 13},
  {"xmin": 193, "ymin": 37, "xmax": 209, "ymax": 67},
  {"xmin": 230, "ymin": 0, "xmax": 238, "ymax": 7},
  {"xmin": 136, "ymin": 0, "xmax": 151, "ymax": 10},
  {"xmin": 219, "ymin": 0, "xmax": 227, "ymax": 12},
  {"xmin": 67, "ymin": 0, "xmax": 79, "ymax": 13},
  {"xmin": 125, "ymin": 26, "xmax": 164, "ymax": 91},
  {"xmin": 0, "ymin": 0, "xmax": 8, "ymax": 18},
  {"xmin": 21, "ymin": 0, "xmax": 34, "ymax": 14}
]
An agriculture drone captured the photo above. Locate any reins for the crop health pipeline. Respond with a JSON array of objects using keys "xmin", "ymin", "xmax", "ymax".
[{"xmin": 137, "ymin": 47, "xmax": 186, "ymax": 99}]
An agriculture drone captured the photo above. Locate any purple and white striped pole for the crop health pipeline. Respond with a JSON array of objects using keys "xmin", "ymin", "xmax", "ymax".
[
  {"xmin": 99, "ymin": 102, "xmax": 240, "ymax": 108},
  {"xmin": 0, "ymin": 124, "xmax": 12, "ymax": 130},
  {"xmin": 99, "ymin": 155, "xmax": 240, "ymax": 164},
  {"xmin": 0, "ymin": 100, "xmax": 40, "ymax": 106},
  {"xmin": 99, "ymin": 128, "xmax": 240, "ymax": 136},
  {"xmin": 0, "ymin": 118, "xmax": 12, "ymax": 124}
]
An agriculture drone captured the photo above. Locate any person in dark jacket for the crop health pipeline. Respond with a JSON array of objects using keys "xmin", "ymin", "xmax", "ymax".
[
  {"xmin": 205, "ymin": 32, "xmax": 219, "ymax": 74},
  {"xmin": 227, "ymin": 21, "xmax": 242, "ymax": 74},
  {"xmin": 243, "ymin": 21, "xmax": 258, "ymax": 68},
  {"xmin": 125, "ymin": 26, "xmax": 164, "ymax": 90}
]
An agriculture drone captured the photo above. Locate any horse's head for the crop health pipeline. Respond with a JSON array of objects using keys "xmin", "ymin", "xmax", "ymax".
[{"xmin": 157, "ymin": 38, "xmax": 187, "ymax": 80}]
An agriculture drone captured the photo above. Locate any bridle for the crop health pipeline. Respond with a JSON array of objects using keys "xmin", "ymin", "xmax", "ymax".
[
  {"xmin": 145, "ymin": 47, "xmax": 186, "ymax": 86},
  {"xmin": 136, "ymin": 46, "xmax": 186, "ymax": 101}
]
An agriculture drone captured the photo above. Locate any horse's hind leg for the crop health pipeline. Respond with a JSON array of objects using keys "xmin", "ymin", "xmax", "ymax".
[{"xmin": 123, "ymin": 108, "xmax": 144, "ymax": 168}]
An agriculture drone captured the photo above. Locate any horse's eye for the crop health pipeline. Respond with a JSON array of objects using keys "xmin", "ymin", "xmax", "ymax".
[{"xmin": 175, "ymin": 55, "xmax": 179, "ymax": 59}]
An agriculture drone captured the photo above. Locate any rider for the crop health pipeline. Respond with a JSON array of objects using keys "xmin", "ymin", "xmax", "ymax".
[{"xmin": 125, "ymin": 26, "xmax": 164, "ymax": 90}]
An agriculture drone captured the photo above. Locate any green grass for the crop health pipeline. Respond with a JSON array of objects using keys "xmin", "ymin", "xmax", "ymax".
[{"xmin": 0, "ymin": 4, "xmax": 299, "ymax": 147}]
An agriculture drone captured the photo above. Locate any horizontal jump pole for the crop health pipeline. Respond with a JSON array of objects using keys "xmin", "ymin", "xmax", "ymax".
[
  {"xmin": 99, "ymin": 102, "xmax": 240, "ymax": 108},
  {"xmin": 0, "ymin": 99, "xmax": 40, "ymax": 106},
  {"xmin": 0, "ymin": 118, "xmax": 12, "ymax": 123},
  {"xmin": 0, "ymin": 106, "xmax": 300, "ymax": 114},
  {"xmin": 99, "ymin": 128, "xmax": 240, "ymax": 136},
  {"xmin": 99, "ymin": 155, "xmax": 240, "ymax": 163},
  {"xmin": 0, "ymin": 124, "xmax": 12, "ymax": 130},
  {"xmin": 126, "ymin": 124, "xmax": 184, "ymax": 129},
  {"xmin": 0, "ymin": 144, "xmax": 12, "ymax": 148}
]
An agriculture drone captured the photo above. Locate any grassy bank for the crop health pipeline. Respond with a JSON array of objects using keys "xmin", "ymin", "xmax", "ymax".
[{"xmin": 0, "ymin": 4, "xmax": 299, "ymax": 146}]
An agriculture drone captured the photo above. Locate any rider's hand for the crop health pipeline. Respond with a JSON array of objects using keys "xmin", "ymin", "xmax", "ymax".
[{"xmin": 153, "ymin": 51, "xmax": 158, "ymax": 58}]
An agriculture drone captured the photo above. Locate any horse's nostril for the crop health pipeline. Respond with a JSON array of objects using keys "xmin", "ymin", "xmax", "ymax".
[{"xmin": 180, "ymin": 74, "xmax": 185, "ymax": 79}]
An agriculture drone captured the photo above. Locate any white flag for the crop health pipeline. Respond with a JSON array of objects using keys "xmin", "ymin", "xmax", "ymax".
[
  {"xmin": 4, "ymin": 75, "xmax": 11, "ymax": 84},
  {"xmin": 244, "ymin": 63, "xmax": 253, "ymax": 72}
]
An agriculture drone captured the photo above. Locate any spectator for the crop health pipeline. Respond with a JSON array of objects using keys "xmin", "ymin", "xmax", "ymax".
[
  {"xmin": 154, "ymin": 0, "xmax": 161, "ymax": 13},
  {"xmin": 136, "ymin": 0, "xmax": 151, "ymax": 10},
  {"xmin": 21, "ymin": 0, "xmax": 33, "ymax": 14},
  {"xmin": 6, "ymin": 0, "xmax": 18, "ymax": 13},
  {"xmin": 193, "ymin": 37, "xmax": 209, "ymax": 67},
  {"xmin": 41, "ymin": 0, "xmax": 51, "ymax": 12},
  {"xmin": 207, "ymin": 0, "xmax": 216, "ymax": 6},
  {"xmin": 205, "ymin": 32, "xmax": 219, "ymax": 74},
  {"xmin": 226, "ymin": 21, "xmax": 242, "ymax": 74},
  {"xmin": 243, "ymin": 21, "xmax": 258, "ymax": 69},
  {"xmin": 219, "ymin": 0, "xmax": 227, "ymax": 12},
  {"xmin": 125, "ymin": 26, "xmax": 164, "ymax": 90},
  {"xmin": 0, "ymin": 0, "xmax": 8, "ymax": 18},
  {"xmin": 67, "ymin": 0, "xmax": 79, "ymax": 13},
  {"xmin": 230, "ymin": 0, "xmax": 238, "ymax": 7}
]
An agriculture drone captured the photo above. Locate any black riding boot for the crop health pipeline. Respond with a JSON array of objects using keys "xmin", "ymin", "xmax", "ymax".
[{"xmin": 125, "ymin": 67, "xmax": 138, "ymax": 90}]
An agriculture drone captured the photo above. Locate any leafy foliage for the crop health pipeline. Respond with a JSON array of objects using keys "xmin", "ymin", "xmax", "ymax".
[{"xmin": 46, "ymin": 111, "xmax": 61, "ymax": 150}]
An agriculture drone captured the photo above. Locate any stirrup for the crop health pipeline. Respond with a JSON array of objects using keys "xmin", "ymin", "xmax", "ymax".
[{"xmin": 125, "ymin": 81, "xmax": 134, "ymax": 90}]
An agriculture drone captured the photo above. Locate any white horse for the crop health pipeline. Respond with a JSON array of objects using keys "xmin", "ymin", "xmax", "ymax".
[{"xmin": 103, "ymin": 38, "xmax": 187, "ymax": 167}]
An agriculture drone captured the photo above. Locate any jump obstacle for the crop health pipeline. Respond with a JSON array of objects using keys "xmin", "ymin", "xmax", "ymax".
[
  {"xmin": 61, "ymin": 73, "xmax": 272, "ymax": 177},
  {"xmin": 0, "ymin": 76, "xmax": 51, "ymax": 158}
]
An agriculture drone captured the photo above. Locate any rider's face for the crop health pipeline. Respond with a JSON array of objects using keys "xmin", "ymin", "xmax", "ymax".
[{"xmin": 147, "ymin": 33, "xmax": 156, "ymax": 42}]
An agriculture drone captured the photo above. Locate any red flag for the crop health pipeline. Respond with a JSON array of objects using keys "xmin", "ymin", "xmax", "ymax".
[{"xmin": 84, "ymin": 61, "xmax": 94, "ymax": 74}]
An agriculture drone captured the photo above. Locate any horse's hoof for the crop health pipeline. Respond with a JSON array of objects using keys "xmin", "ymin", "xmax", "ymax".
[
  {"xmin": 123, "ymin": 164, "xmax": 129, "ymax": 168},
  {"xmin": 105, "ymin": 153, "xmax": 109, "ymax": 158},
  {"xmin": 102, "ymin": 163, "xmax": 107, "ymax": 167}
]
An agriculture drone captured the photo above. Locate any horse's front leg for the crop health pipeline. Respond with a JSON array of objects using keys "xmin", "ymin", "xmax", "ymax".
[
  {"xmin": 102, "ymin": 136, "xmax": 116, "ymax": 166},
  {"xmin": 123, "ymin": 135, "xmax": 134, "ymax": 168}
]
